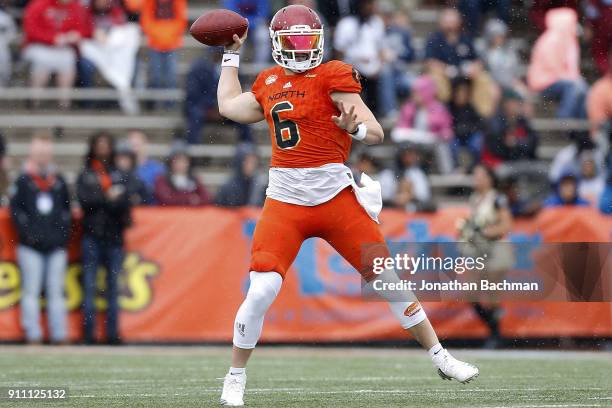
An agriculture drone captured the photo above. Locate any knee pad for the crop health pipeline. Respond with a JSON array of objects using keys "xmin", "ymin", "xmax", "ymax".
[
  {"xmin": 233, "ymin": 271, "xmax": 283, "ymax": 349},
  {"xmin": 243, "ymin": 271, "xmax": 282, "ymax": 314},
  {"xmin": 250, "ymin": 252, "xmax": 286, "ymax": 278}
]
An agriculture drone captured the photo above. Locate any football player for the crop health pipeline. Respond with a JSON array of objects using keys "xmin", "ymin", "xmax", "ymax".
[{"xmin": 217, "ymin": 5, "xmax": 479, "ymax": 406}]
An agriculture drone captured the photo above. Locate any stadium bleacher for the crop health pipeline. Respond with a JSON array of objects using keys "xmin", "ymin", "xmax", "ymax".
[{"xmin": 0, "ymin": 0, "xmax": 593, "ymax": 201}]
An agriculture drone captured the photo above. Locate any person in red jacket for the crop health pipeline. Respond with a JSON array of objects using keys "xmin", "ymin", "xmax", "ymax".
[
  {"xmin": 154, "ymin": 142, "xmax": 210, "ymax": 206},
  {"xmin": 22, "ymin": 0, "xmax": 92, "ymax": 108}
]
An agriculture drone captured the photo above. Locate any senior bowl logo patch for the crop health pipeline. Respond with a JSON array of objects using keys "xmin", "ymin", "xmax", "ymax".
[
  {"xmin": 265, "ymin": 74, "xmax": 278, "ymax": 85},
  {"xmin": 404, "ymin": 302, "xmax": 422, "ymax": 317}
]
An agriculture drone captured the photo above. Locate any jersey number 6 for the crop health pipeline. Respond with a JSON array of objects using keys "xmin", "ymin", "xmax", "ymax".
[{"xmin": 271, "ymin": 101, "xmax": 300, "ymax": 149}]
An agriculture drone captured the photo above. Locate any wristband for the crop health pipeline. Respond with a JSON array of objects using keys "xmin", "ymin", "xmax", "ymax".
[
  {"xmin": 221, "ymin": 53, "xmax": 240, "ymax": 68},
  {"xmin": 349, "ymin": 123, "xmax": 367, "ymax": 141}
]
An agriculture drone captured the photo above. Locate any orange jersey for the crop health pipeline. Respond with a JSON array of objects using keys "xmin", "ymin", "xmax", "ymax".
[
  {"xmin": 140, "ymin": 0, "xmax": 187, "ymax": 52},
  {"xmin": 251, "ymin": 60, "xmax": 362, "ymax": 168}
]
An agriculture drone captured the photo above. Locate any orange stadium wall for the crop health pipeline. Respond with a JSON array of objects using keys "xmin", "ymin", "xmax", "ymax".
[{"xmin": 0, "ymin": 207, "xmax": 611, "ymax": 342}]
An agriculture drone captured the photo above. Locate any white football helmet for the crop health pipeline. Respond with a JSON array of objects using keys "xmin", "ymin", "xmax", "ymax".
[{"xmin": 269, "ymin": 5, "xmax": 324, "ymax": 72}]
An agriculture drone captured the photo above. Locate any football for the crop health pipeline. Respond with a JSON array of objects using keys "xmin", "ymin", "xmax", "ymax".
[{"xmin": 189, "ymin": 9, "xmax": 249, "ymax": 47}]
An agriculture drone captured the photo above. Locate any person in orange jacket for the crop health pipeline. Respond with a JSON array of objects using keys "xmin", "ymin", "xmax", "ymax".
[{"xmin": 140, "ymin": 0, "xmax": 186, "ymax": 91}]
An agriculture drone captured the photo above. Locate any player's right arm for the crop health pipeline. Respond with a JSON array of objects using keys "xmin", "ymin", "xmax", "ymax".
[{"xmin": 217, "ymin": 33, "xmax": 265, "ymax": 124}]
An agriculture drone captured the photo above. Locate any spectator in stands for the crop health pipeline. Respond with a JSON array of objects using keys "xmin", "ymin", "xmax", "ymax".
[
  {"xmin": 392, "ymin": 75, "xmax": 454, "ymax": 174},
  {"xmin": 184, "ymin": 49, "xmax": 253, "ymax": 144},
  {"xmin": 448, "ymin": 78, "xmax": 484, "ymax": 172},
  {"xmin": 577, "ymin": 150, "xmax": 605, "ymax": 204},
  {"xmin": 10, "ymin": 133, "xmax": 71, "ymax": 344},
  {"xmin": 549, "ymin": 132, "xmax": 605, "ymax": 182},
  {"xmin": 122, "ymin": 0, "xmax": 142, "ymax": 22},
  {"xmin": 544, "ymin": 172, "xmax": 590, "ymax": 207},
  {"xmin": 390, "ymin": 145, "xmax": 435, "ymax": 212},
  {"xmin": 377, "ymin": 4, "xmax": 415, "ymax": 119},
  {"xmin": 351, "ymin": 152, "xmax": 396, "ymax": 208},
  {"xmin": 424, "ymin": 8, "xmax": 499, "ymax": 118},
  {"xmin": 128, "ymin": 129, "xmax": 165, "ymax": 193},
  {"xmin": 527, "ymin": 8, "xmax": 587, "ymax": 119},
  {"xmin": 351, "ymin": 151, "xmax": 379, "ymax": 178},
  {"xmin": 154, "ymin": 142, "xmax": 210, "ymax": 206},
  {"xmin": 77, "ymin": 131, "xmax": 132, "ymax": 344},
  {"xmin": 458, "ymin": 0, "xmax": 509, "ymax": 35},
  {"xmin": 482, "ymin": 90, "xmax": 538, "ymax": 168},
  {"xmin": 140, "ymin": 0, "xmax": 186, "ymax": 94},
  {"xmin": 184, "ymin": 50, "xmax": 218, "ymax": 144},
  {"xmin": 378, "ymin": 144, "xmax": 435, "ymax": 212},
  {"xmin": 78, "ymin": 0, "xmax": 141, "ymax": 114},
  {"xmin": 114, "ymin": 140, "xmax": 153, "ymax": 205},
  {"xmin": 587, "ymin": 46, "xmax": 612, "ymax": 135},
  {"xmin": 481, "ymin": 19, "xmax": 527, "ymax": 96},
  {"xmin": 215, "ymin": 143, "xmax": 266, "ymax": 207},
  {"xmin": 584, "ymin": 0, "xmax": 612, "ymax": 76},
  {"xmin": 223, "ymin": 0, "xmax": 270, "ymax": 64},
  {"xmin": 352, "ymin": 152, "xmax": 377, "ymax": 177},
  {"xmin": 599, "ymin": 121, "xmax": 612, "ymax": 214},
  {"xmin": 0, "ymin": 1, "xmax": 16, "ymax": 86},
  {"xmin": 0, "ymin": 133, "xmax": 8, "ymax": 205},
  {"xmin": 462, "ymin": 166, "xmax": 510, "ymax": 225},
  {"xmin": 599, "ymin": 186, "xmax": 612, "ymax": 214},
  {"xmin": 528, "ymin": 0, "xmax": 578, "ymax": 32},
  {"xmin": 22, "ymin": 0, "xmax": 92, "ymax": 109},
  {"xmin": 458, "ymin": 164, "xmax": 513, "ymax": 349},
  {"xmin": 317, "ymin": 0, "xmax": 354, "ymax": 28},
  {"xmin": 334, "ymin": 0, "xmax": 387, "ymax": 114},
  {"xmin": 500, "ymin": 176, "xmax": 542, "ymax": 218}
]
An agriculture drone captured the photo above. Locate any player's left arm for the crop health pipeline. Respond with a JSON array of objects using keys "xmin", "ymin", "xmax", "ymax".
[{"xmin": 330, "ymin": 92, "xmax": 384, "ymax": 145}]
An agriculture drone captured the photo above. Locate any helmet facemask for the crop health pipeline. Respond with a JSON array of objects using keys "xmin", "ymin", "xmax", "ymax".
[{"xmin": 270, "ymin": 24, "xmax": 324, "ymax": 73}]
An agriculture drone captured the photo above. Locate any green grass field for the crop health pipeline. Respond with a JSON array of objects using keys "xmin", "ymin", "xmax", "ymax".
[{"xmin": 0, "ymin": 346, "xmax": 611, "ymax": 407}]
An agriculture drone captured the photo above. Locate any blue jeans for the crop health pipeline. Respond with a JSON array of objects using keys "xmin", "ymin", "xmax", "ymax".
[
  {"xmin": 185, "ymin": 103, "xmax": 209, "ymax": 144},
  {"xmin": 18, "ymin": 245, "xmax": 67, "ymax": 342},
  {"xmin": 541, "ymin": 80, "xmax": 587, "ymax": 119},
  {"xmin": 452, "ymin": 132, "xmax": 483, "ymax": 168},
  {"xmin": 148, "ymin": 49, "xmax": 178, "ymax": 89},
  {"xmin": 459, "ymin": 0, "xmax": 510, "ymax": 35},
  {"xmin": 599, "ymin": 185, "xmax": 612, "ymax": 214},
  {"xmin": 252, "ymin": 21, "xmax": 271, "ymax": 64},
  {"xmin": 76, "ymin": 57, "xmax": 97, "ymax": 88},
  {"xmin": 81, "ymin": 235, "xmax": 124, "ymax": 343},
  {"xmin": 378, "ymin": 63, "xmax": 414, "ymax": 117}
]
